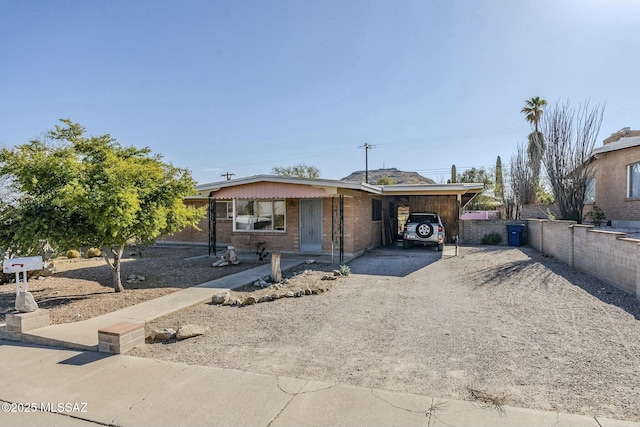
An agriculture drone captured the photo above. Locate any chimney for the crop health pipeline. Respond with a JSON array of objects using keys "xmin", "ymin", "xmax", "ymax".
[{"xmin": 603, "ymin": 127, "xmax": 640, "ymax": 145}]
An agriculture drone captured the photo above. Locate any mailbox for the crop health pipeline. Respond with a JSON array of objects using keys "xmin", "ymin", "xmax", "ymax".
[
  {"xmin": 3, "ymin": 256, "xmax": 44, "ymax": 273},
  {"xmin": 3, "ymin": 256, "xmax": 44, "ymax": 297}
]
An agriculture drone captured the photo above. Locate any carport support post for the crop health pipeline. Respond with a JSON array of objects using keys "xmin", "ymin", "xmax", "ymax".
[{"xmin": 455, "ymin": 194, "xmax": 461, "ymax": 256}]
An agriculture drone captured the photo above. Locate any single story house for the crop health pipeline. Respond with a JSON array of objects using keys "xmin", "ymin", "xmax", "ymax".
[
  {"xmin": 160, "ymin": 175, "xmax": 483, "ymax": 261},
  {"xmin": 586, "ymin": 127, "xmax": 640, "ymax": 227}
]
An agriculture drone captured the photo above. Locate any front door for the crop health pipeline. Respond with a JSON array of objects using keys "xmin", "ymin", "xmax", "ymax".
[{"xmin": 299, "ymin": 199, "xmax": 323, "ymax": 253}]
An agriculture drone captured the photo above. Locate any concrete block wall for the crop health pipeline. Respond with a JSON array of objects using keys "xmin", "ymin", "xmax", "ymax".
[
  {"xmin": 527, "ymin": 220, "xmax": 543, "ymax": 251},
  {"xmin": 5, "ymin": 309, "xmax": 50, "ymax": 333},
  {"xmin": 537, "ymin": 220, "xmax": 576, "ymax": 266},
  {"xmin": 525, "ymin": 220, "xmax": 640, "ymax": 299},
  {"xmin": 573, "ymin": 226, "xmax": 639, "ymax": 296},
  {"xmin": 460, "ymin": 219, "xmax": 524, "ymax": 245}
]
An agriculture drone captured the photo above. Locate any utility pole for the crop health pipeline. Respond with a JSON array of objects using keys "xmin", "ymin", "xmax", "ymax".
[
  {"xmin": 362, "ymin": 143, "xmax": 373, "ymax": 184},
  {"xmin": 221, "ymin": 172, "xmax": 235, "ymax": 181}
]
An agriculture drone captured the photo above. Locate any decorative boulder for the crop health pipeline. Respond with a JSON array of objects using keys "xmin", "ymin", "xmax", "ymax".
[
  {"xmin": 149, "ymin": 327, "xmax": 176, "ymax": 341},
  {"xmin": 15, "ymin": 291, "xmax": 38, "ymax": 313},
  {"xmin": 242, "ymin": 296, "xmax": 257, "ymax": 306},
  {"xmin": 212, "ymin": 292, "xmax": 230, "ymax": 305},
  {"xmin": 176, "ymin": 324, "xmax": 209, "ymax": 340},
  {"xmin": 226, "ymin": 246, "xmax": 238, "ymax": 263}
]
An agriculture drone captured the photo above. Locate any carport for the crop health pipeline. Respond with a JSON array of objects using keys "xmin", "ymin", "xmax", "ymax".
[{"xmin": 380, "ymin": 183, "xmax": 484, "ymax": 241}]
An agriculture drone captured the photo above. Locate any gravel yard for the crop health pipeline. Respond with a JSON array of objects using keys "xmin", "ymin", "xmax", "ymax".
[
  {"xmin": 130, "ymin": 245, "xmax": 640, "ymax": 422},
  {"xmin": 0, "ymin": 245, "xmax": 261, "ymax": 324}
]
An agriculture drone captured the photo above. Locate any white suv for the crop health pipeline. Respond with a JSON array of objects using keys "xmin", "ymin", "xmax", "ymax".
[{"xmin": 402, "ymin": 212, "xmax": 445, "ymax": 251}]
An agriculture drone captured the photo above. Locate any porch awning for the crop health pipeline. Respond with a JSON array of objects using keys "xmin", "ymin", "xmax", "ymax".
[{"xmin": 206, "ymin": 181, "xmax": 340, "ymax": 199}]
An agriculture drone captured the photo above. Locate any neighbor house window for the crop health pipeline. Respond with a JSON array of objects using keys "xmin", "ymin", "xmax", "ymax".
[
  {"xmin": 372, "ymin": 199, "xmax": 382, "ymax": 221},
  {"xmin": 629, "ymin": 162, "xmax": 640, "ymax": 198},
  {"xmin": 584, "ymin": 177, "xmax": 595, "ymax": 203},
  {"xmin": 234, "ymin": 200, "xmax": 285, "ymax": 231},
  {"xmin": 215, "ymin": 201, "xmax": 232, "ymax": 219}
]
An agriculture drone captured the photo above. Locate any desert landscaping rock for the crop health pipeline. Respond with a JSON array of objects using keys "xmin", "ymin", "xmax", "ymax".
[
  {"xmin": 15, "ymin": 291, "xmax": 38, "ymax": 312},
  {"xmin": 126, "ymin": 274, "xmax": 146, "ymax": 284},
  {"xmin": 211, "ymin": 292, "xmax": 229, "ymax": 305},
  {"xmin": 176, "ymin": 324, "xmax": 208, "ymax": 340},
  {"xmin": 132, "ymin": 246, "xmax": 640, "ymax": 423},
  {"xmin": 242, "ymin": 296, "xmax": 257, "ymax": 306},
  {"xmin": 149, "ymin": 327, "xmax": 176, "ymax": 341}
]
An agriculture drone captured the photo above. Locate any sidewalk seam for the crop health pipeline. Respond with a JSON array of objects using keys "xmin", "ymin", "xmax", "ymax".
[{"xmin": 266, "ymin": 379, "xmax": 308, "ymax": 427}]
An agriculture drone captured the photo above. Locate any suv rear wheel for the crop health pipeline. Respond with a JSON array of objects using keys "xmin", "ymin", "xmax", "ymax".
[{"xmin": 415, "ymin": 222, "xmax": 433, "ymax": 238}]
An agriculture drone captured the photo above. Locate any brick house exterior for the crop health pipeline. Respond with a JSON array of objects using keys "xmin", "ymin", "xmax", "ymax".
[
  {"xmin": 160, "ymin": 175, "xmax": 483, "ymax": 257},
  {"xmin": 586, "ymin": 128, "xmax": 640, "ymax": 227}
]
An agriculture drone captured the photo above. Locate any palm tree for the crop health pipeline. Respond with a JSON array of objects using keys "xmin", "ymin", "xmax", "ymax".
[
  {"xmin": 521, "ymin": 96, "xmax": 547, "ymax": 132},
  {"xmin": 521, "ymin": 97, "xmax": 547, "ymax": 204}
]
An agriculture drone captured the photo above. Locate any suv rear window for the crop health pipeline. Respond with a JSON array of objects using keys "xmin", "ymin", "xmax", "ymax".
[{"xmin": 408, "ymin": 214, "xmax": 438, "ymax": 224}]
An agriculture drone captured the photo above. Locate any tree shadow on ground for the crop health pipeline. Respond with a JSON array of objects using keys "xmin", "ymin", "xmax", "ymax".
[{"xmin": 466, "ymin": 246, "xmax": 640, "ymax": 320}]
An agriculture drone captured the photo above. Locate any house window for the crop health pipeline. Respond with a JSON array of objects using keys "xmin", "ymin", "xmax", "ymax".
[
  {"xmin": 584, "ymin": 177, "xmax": 595, "ymax": 204},
  {"xmin": 215, "ymin": 201, "xmax": 232, "ymax": 219},
  {"xmin": 234, "ymin": 200, "xmax": 285, "ymax": 231},
  {"xmin": 372, "ymin": 199, "xmax": 382, "ymax": 221},
  {"xmin": 629, "ymin": 162, "xmax": 640, "ymax": 198}
]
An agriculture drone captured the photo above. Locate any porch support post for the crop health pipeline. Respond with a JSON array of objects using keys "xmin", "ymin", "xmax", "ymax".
[
  {"xmin": 208, "ymin": 197, "xmax": 217, "ymax": 256},
  {"xmin": 339, "ymin": 194, "xmax": 344, "ymax": 264}
]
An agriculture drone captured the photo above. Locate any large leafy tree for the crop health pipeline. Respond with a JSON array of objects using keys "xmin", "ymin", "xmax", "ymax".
[
  {"xmin": 271, "ymin": 163, "xmax": 320, "ymax": 178},
  {"xmin": 0, "ymin": 120, "xmax": 205, "ymax": 292},
  {"xmin": 521, "ymin": 96, "xmax": 548, "ymax": 203},
  {"xmin": 457, "ymin": 167, "xmax": 496, "ymax": 210}
]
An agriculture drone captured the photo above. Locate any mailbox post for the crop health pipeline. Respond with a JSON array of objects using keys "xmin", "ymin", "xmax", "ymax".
[
  {"xmin": 3, "ymin": 256, "xmax": 44, "ymax": 313},
  {"xmin": 3, "ymin": 256, "xmax": 43, "ymax": 296}
]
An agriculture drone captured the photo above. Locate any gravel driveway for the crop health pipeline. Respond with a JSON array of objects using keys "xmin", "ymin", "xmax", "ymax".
[{"xmin": 131, "ymin": 245, "xmax": 640, "ymax": 422}]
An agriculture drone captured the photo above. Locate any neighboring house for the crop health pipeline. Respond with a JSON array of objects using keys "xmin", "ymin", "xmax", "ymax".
[
  {"xmin": 586, "ymin": 127, "xmax": 640, "ymax": 227},
  {"xmin": 160, "ymin": 175, "xmax": 483, "ymax": 260}
]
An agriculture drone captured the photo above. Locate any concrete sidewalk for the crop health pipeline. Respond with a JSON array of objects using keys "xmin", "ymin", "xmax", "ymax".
[
  {"xmin": 1, "ymin": 257, "xmax": 305, "ymax": 350},
  {"xmin": 1, "ymin": 250, "xmax": 638, "ymax": 426},
  {"xmin": 0, "ymin": 341, "xmax": 637, "ymax": 427}
]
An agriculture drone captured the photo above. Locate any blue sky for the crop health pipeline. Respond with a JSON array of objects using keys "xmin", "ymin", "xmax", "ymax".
[{"xmin": 1, "ymin": 0, "xmax": 639, "ymax": 185}]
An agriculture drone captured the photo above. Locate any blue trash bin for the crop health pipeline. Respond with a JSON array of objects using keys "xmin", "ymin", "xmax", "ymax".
[{"xmin": 506, "ymin": 224, "xmax": 525, "ymax": 246}]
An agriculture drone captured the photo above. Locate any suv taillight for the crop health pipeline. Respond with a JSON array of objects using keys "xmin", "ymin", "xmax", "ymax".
[{"xmin": 438, "ymin": 225, "xmax": 443, "ymax": 232}]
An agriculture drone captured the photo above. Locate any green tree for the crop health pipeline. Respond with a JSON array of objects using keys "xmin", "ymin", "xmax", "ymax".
[
  {"xmin": 271, "ymin": 164, "xmax": 320, "ymax": 179},
  {"xmin": 521, "ymin": 97, "xmax": 547, "ymax": 203},
  {"xmin": 376, "ymin": 175, "xmax": 396, "ymax": 185},
  {"xmin": 0, "ymin": 119, "xmax": 205, "ymax": 292},
  {"xmin": 458, "ymin": 167, "xmax": 493, "ymax": 187},
  {"xmin": 521, "ymin": 96, "xmax": 547, "ymax": 132},
  {"xmin": 494, "ymin": 156, "xmax": 504, "ymax": 200},
  {"xmin": 457, "ymin": 167, "xmax": 496, "ymax": 210},
  {"xmin": 450, "ymin": 164, "xmax": 457, "ymax": 183}
]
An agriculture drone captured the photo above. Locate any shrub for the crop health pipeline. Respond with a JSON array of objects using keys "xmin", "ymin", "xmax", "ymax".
[
  {"xmin": 481, "ymin": 232, "xmax": 502, "ymax": 245},
  {"xmin": 584, "ymin": 205, "xmax": 606, "ymax": 227},
  {"xmin": 339, "ymin": 264, "xmax": 351, "ymax": 276},
  {"xmin": 87, "ymin": 248, "xmax": 102, "ymax": 258},
  {"xmin": 66, "ymin": 249, "xmax": 81, "ymax": 258}
]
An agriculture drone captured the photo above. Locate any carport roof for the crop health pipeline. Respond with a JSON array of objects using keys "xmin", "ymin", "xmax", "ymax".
[{"xmin": 188, "ymin": 175, "xmax": 484, "ymax": 200}]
